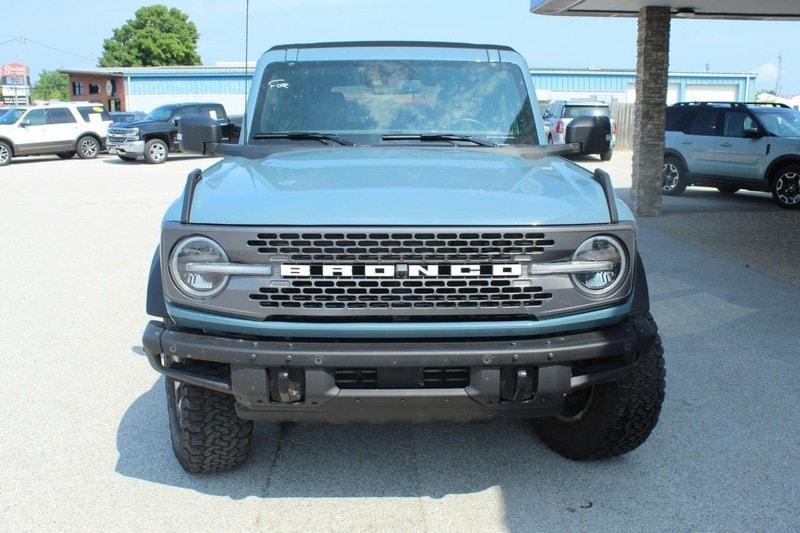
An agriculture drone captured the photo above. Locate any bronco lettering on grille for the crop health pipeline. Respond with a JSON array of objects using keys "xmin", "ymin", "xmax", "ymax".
[{"xmin": 280, "ymin": 264, "xmax": 523, "ymax": 278}]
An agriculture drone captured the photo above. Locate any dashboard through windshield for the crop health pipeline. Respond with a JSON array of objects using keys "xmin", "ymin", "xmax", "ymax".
[{"xmin": 250, "ymin": 60, "xmax": 537, "ymax": 145}]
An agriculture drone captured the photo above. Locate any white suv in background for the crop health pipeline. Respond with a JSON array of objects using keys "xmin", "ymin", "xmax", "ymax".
[
  {"xmin": 0, "ymin": 103, "xmax": 111, "ymax": 166},
  {"xmin": 543, "ymin": 100, "xmax": 617, "ymax": 160}
]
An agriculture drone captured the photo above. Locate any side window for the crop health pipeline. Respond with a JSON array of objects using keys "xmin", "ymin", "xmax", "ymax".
[
  {"xmin": 665, "ymin": 108, "xmax": 693, "ymax": 132},
  {"xmin": 173, "ymin": 105, "xmax": 198, "ymax": 119},
  {"xmin": 23, "ymin": 109, "xmax": 47, "ymax": 126},
  {"xmin": 213, "ymin": 105, "xmax": 225, "ymax": 120},
  {"xmin": 687, "ymin": 109, "xmax": 721, "ymax": 136},
  {"xmin": 46, "ymin": 108, "xmax": 77, "ymax": 125},
  {"xmin": 722, "ymin": 111, "xmax": 757, "ymax": 137},
  {"xmin": 78, "ymin": 106, "xmax": 110, "ymax": 122}
]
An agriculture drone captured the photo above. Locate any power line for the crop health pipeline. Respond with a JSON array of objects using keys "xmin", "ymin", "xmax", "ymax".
[
  {"xmin": 18, "ymin": 36, "xmax": 96, "ymax": 63},
  {"xmin": 1, "ymin": 35, "xmax": 95, "ymax": 63}
]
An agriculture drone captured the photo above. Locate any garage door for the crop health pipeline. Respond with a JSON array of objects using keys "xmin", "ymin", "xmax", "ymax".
[{"xmin": 684, "ymin": 83, "xmax": 738, "ymax": 102}]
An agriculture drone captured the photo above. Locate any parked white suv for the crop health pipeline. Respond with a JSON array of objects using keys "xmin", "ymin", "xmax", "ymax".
[
  {"xmin": 0, "ymin": 103, "xmax": 111, "ymax": 166},
  {"xmin": 543, "ymin": 100, "xmax": 617, "ymax": 160}
]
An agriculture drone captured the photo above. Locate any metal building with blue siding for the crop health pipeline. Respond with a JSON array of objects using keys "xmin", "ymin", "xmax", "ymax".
[
  {"xmin": 61, "ymin": 64, "xmax": 756, "ymax": 114},
  {"xmin": 530, "ymin": 67, "xmax": 757, "ymax": 104}
]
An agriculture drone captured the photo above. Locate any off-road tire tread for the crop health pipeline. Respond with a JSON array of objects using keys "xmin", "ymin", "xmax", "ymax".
[
  {"xmin": 173, "ymin": 383, "xmax": 253, "ymax": 473},
  {"xmin": 533, "ymin": 315, "xmax": 665, "ymax": 460}
]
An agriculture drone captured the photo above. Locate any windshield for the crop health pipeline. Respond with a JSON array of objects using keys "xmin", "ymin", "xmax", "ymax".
[
  {"xmin": 251, "ymin": 60, "xmax": 537, "ymax": 145},
  {"xmin": 754, "ymin": 108, "xmax": 800, "ymax": 137},
  {"xmin": 563, "ymin": 105, "xmax": 610, "ymax": 119},
  {"xmin": 145, "ymin": 105, "xmax": 177, "ymax": 121},
  {"xmin": 0, "ymin": 108, "xmax": 26, "ymax": 125}
]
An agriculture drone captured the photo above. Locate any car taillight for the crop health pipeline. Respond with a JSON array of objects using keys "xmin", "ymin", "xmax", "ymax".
[
  {"xmin": 611, "ymin": 119, "xmax": 618, "ymax": 135},
  {"xmin": 555, "ymin": 120, "xmax": 565, "ymax": 134}
]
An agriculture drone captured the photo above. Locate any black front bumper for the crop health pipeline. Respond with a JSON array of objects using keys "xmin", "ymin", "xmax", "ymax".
[{"xmin": 142, "ymin": 315, "xmax": 657, "ymax": 423}]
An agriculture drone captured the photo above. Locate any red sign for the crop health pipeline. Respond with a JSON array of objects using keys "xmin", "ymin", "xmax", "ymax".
[{"xmin": 2, "ymin": 63, "xmax": 29, "ymax": 77}]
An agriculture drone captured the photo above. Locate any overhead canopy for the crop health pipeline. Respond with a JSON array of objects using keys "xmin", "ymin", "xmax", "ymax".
[{"xmin": 530, "ymin": 0, "xmax": 800, "ymax": 20}]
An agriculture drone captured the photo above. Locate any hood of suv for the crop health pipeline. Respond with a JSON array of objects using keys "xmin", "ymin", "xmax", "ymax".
[{"xmin": 182, "ymin": 147, "xmax": 619, "ymax": 226}]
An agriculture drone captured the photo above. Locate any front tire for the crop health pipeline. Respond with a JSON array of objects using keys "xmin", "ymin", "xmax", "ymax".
[
  {"xmin": 76, "ymin": 136, "xmax": 100, "ymax": 159},
  {"xmin": 662, "ymin": 156, "xmax": 687, "ymax": 196},
  {"xmin": 0, "ymin": 141, "xmax": 11, "ymax": 166},
  {"xmin": 771, "ymin": 165, "xmax": 800, "ymax": 210},
  {"xmin": 600, "ymin": 148, "xmax": 613, "ymax": 161},
  {"xmin": 165, "ymin": 376, "xmax": 253, "ymax": 473},
  {"xmin": 532, "ymin": 330, "xmax": 665, "ymax": 460},
  {"xmin": 144, "ymin": 139, "xmax": 168, "ymax": 164}
]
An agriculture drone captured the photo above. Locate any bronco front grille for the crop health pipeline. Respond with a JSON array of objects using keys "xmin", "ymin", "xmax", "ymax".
[
  {"xmin": 249, "ymin": 279, "xmax": 552, "ymax": 310},
  {"xmin": 246, "ymin": 231, "xmax": 555, "ymax": 263}
]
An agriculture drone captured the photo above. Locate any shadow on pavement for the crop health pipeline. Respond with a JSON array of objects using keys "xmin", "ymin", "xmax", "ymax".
[{"xmin": 117, "ymin": 376, "xmax": 640, "ymax": 503}]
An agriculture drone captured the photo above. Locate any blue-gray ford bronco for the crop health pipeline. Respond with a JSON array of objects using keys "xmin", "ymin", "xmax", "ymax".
[{"xmin": 142, "ymin": 42, "xmax": 665, "ymax": 473}]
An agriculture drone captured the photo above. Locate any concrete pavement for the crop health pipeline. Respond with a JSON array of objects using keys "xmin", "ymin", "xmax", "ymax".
[{"xmin": 0, "ymin": 152, "xmax": 797, "ymax": 531}]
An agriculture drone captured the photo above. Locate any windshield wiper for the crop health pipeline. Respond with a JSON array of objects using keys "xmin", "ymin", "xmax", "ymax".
[
  {"xmin": 251, "ymin": 132, "xmax": 353, "ymax": 145},
  {"xmin": 381, "ymin": 133, "xmax": 496, "ymax": 147}
]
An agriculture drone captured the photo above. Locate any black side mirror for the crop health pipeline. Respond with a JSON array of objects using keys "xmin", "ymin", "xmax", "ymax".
[
  {"xmin": 743, "ymin": 128, "xmax": 762, "ymax": 139},
  {"xmin": 178, "ymin": 114, "xmax": 222, "ymax": 155},
  {"xmin": 18, "ymin": 122, "xmax": 27, "ymax": 128}
]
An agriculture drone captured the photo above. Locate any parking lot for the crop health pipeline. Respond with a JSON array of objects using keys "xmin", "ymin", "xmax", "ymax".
[{"xmin": 1, "ymin": 152, "xmax": 798, "ymax": 531}]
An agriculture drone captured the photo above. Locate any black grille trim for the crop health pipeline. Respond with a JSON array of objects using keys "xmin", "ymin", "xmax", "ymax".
[{"xmin": 247, "ymin": 231, "xmax": 555, "ymax": 263}]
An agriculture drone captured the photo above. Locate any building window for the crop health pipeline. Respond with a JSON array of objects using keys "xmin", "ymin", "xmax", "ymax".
[
  {"xmin": 88, "ymin": 83, "xmax": 100, "ymax": 95},
  {"xmin": 72, "ymin": 82, "xmax": 84, "ymax": 96}
]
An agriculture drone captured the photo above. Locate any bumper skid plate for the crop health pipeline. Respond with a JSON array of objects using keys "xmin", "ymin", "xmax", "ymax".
[{"xmin": 142, "ymin": 316, "xmax": 656, "ymax": 422}]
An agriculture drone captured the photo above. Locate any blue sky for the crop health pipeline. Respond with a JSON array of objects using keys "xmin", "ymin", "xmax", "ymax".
[{"xmin": 2, "ymin": 0, "xmax": 798, "ymax": 94}]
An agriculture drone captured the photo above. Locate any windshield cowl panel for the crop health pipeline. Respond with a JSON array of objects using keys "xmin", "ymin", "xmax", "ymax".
[{"xmin": 249, "ymin": 59, "xmax": 538, "ymax": 146}]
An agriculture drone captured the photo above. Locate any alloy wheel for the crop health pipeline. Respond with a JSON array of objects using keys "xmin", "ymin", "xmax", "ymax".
[
  {"xmin": 149, "ymin": 142, "xmax": 167, "ymax": 162},
  {"xmin": 662, "ymin": 163, "xmax": 680, "ymax": 192},
  {"xmin": 775, "ymin": 171, "xmax": 800, "ymax": 206},
  {"xmin": 80, "ymin": 138, "xmax": 98, "ymax": 158},
  {"xmin": 0, "ymin": 144, "xmax": 9, "ymax": 164}
]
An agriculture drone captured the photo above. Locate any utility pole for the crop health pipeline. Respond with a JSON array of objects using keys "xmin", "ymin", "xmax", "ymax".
[{"xmin": 775, "ymin": 51, "xmax": 783, "ymax": 97}]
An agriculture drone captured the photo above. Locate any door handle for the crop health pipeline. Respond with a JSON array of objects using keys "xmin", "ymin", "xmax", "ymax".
[
  {"xmin": 719, "ymin": 142, "xmax": 733, "ymax": 147},
  {"xmin": 680, "ymin": 141, "xmax": 692, "ymax": 145}
]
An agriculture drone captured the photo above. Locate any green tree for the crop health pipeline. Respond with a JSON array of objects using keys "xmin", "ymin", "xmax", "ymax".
[
  {"xmin": 31, "ymin": 70, "xmax": 69, "ymax": 101},
  {"xmin": 99, "ymin": 5, "xmax": 201, "ymax": 67}
]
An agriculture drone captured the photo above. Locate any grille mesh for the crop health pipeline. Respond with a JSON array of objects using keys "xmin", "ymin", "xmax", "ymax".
[
  {"xmin": 247, "ymin": 231, "xmax": 555, "ymax": 263},
  {"xmin": 250, "ymin": 279, "xmax": 552, "ymax": 310}
]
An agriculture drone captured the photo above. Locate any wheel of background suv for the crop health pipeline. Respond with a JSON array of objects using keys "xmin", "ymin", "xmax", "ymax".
[
  {"xmin": 56, "ymin": 151, "xmax": 75, "ymax": 160},
  {"xmin": 117, "ymin": 154, "xmax": 137, "ymax": 162},
  {"xmin": 662, "ymin": 156, "xmax": 687, "ymax": 195},
  {"xmin": 771, "ymin": 165, "xmax": 800, "ymax": 210},
  {"xmin": 0, "ymin": 141, "xmax": 11, "ymax": 166},
  {"xmin": 532, "ymin": 329, "xmax": 665, "ymax": 460},
  {"xmin": 76, "ymin": 136, "xmax": 100, "ymax": 159},
  {"xmin": 716, "ymin": 186, "xmax": 739, "ymax": 194},
  {"xmin": 165, "ymin": 375, "xmax": 253, "ymax": 473},
  {"xmin": 600, "ymin": 148, "xmax": 613, "ymax": 162},
  {"xmin": 144, "ymin": 139, "xmax": 168, "ymax": 164}
]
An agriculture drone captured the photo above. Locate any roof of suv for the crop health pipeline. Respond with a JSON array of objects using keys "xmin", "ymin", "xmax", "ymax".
[{"xmin": 267, "ymin": 41, "xmax": 516, "ymax": 52}]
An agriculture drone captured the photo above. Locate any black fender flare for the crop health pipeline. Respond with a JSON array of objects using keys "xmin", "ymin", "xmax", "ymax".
[
  {"xmin": 663, "ymin": 149, "xmax": 688, "ymax": 172},
  {"xmin": 629, "ymin": 252, "xmax": 650, "ymax": 316},
  {"xmin": 764, "ymin": 155, "xmax": 800, "ymax": 185},
  {"xmin": 146, "ymin": 247, "xmax": 167, "ymax": 318}
]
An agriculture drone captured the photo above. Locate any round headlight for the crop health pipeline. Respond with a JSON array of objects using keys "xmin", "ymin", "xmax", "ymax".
[
  {"xmin": 169, "ymin": 236, "xmax": 229, "ymax": 298},
  {"xmin": 571, "ymin": 235, "xmax": 627, "ymax": 296}
]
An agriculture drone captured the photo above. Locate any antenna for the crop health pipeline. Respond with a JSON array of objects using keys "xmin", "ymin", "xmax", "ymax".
[{"xmin": 242, "ymin": 0, "xmax": 250, "ymax": 142}]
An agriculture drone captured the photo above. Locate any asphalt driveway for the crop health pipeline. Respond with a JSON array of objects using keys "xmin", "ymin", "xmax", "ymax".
[{"xmin": 0, "ymin": 153, "xmax": 797, "ymax": 531}]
